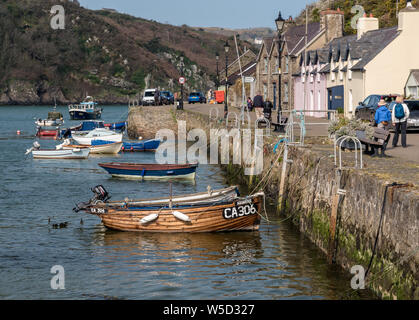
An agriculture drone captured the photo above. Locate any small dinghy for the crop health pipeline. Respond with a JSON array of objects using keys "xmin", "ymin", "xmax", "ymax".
[
  {"xmin": 71, "ymin": 128, "xmax": 123, "ymax": 145},
  {"xmin": 121, "ymin": 139, "xmax": 161, "ymax": 152},
  {"xmin": 26, "ymin": 141, "xmax": 90, "ymax": 159},
  {"xmin": 98, "ymin": 162, "xmax": 198, "ymax": 180},
  {"xmin": 74, "ymin": 185, "xmax": 263, "ymax": 233},
  {"xmin": 58, "ymin": 139, "xmax": 123, "ymax": 154}
]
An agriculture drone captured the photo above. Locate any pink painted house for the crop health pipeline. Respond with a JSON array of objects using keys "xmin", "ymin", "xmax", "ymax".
[{"xmin": 293, "ymin": 49, "xmax": 329, "ymax": 117}]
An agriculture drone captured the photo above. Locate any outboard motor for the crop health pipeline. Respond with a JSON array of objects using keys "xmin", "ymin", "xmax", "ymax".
[
  {"xmin": 73, "ymin": 185, "xmax": 111, "ymax": 212},
  {"xmin": 91, "ymin": 185, "xmax": 110, "ymax": 203}
]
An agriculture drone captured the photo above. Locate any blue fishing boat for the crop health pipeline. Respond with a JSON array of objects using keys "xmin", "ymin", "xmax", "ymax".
[
  {"xmin": 122, "ymin": 139, "xmax": 161, "ymax": 152},
  {"xmin": 98, "ymin": 162, "xmax": 198, "ymax": 180},
  {"xmin": 68, "ymin": 96, "xmax": 102, "ymax": 120},
  {"xmin": 104, "ymin": 121, "xmax": 127, "ymax": 131}
]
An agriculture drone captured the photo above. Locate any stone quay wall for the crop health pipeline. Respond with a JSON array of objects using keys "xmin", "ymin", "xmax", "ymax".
[{"xmin": 127, "ymin": 106, "xmax": 418, "ymax": 300}]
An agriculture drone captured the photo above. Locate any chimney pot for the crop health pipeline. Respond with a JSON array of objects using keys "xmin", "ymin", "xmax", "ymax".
[{"xmin": 370, "ymin": 13, "xmax": 373, "ymax": 18}]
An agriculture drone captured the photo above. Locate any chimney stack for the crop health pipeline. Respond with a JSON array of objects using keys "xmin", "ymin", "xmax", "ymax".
[
  {"xmin": 320, "ymin": 8, "xmax": 344, "ymax": 43},
  {"xmin": 398, "ymin": 0, "xmax": 419, "ymax": 33},
  {"xmin": 357, "ymin": 14, "xmax": 379, "ymax": 40}
]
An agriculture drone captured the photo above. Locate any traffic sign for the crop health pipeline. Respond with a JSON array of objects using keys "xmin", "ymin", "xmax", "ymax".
[{"xmin": 179, "ymin": 77, "xmax": 186, "ymax": 85}]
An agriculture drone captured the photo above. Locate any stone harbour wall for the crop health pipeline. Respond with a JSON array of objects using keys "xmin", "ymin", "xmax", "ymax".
[{"xmin": 128, "ymin": 106, "xmax": 419, "ymax": 299}]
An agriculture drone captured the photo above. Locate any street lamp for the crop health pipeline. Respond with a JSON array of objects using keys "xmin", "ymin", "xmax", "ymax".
[
  {"xmin": 275, "ymin": 11, "xmax": 286, "ymax": 130},
  {"xmin": 224, "ymin": 40, "xmax": 230, "ymax": 118},
  {"xmin": 178, "ymin": 56, "xmax": 185, "ymax": 110},
  {"xmin": 215, "ymin": 52, "xmax": 220, "ymax": 89}
]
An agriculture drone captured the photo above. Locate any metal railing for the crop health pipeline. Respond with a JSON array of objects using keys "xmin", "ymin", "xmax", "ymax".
[{"xmin": 334, "ymin": 135, "xmax": 363, "ymax": 170}]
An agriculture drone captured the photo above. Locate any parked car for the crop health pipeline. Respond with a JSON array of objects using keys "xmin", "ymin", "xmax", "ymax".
[
  {"xmin": 355, "ymin": 94, "xmax": 397, "ymax": 121},
  {"xmin": 387, "ymin": 100, "xmax": 419, "ymax": 130},
  {"xmin": 188, "ymin": 92, "xmax": 206, "ymax": 104},
  {"xmin": 142, "ymin": 89, "xmax": 162, "ymax": 106},
  {"xmin": 160, "ymin": 91, "xmax": 174, "ymax": 105}
]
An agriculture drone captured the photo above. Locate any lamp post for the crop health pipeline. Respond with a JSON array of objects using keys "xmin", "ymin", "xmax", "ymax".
[
  {"xmin": 215, "ymin": 52, "xmax": 220, "ymax": 89},
  {"xmin": 178, "ymin": 56, "xmax": 184, "ymax": 110},
  {"xmin": 224, "ymin": 41, "xmax": 230, "ymax": 118},
  {"xmin": 275, "ymin": 11, "xmax": 286, "ymax": 129}
]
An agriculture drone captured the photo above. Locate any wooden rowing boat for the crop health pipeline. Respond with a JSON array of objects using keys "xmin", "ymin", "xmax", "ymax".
[
  {"xmin": 61, "ymin": 141, "xmax": 123, "ymax": 154},
  {"xmin": 74, "ymin": 186, "xmax": 263, "ymax": 233},
  {"xmin": 98, "ymin": 162, "xmax": 198, "ymax": 180}
]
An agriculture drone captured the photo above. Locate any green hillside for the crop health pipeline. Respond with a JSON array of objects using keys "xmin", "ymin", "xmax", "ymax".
[{"xmin": 0, "ymin": 0, "xmax": 251, "ymax": 105}]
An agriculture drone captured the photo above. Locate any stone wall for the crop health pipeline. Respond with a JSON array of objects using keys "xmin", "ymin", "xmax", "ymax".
[{"xmin": 127, "ymin": 107, "xmax": 418, "ymax": 299}]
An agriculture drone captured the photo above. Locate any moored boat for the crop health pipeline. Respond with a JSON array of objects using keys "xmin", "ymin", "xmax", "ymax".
[
  {"xmin": 59, "ymin": 139, "xmax": 123, "ymax": 154},
  {"xmin": 26, "ymin": 142, "xmax": 90, "ymax": 159},
  {"xmin": 121, "ymin": 139, "xmax": 161, "ymax": 152},
  {"xmin": 104, "ymin": 121, "xmax": 127, "ymax": 131},
  {"xmin": 71, "ymin": 128, "xmax": 123, "ymax": 145},
  {"xmin": 98, "ymin": 162, "xmax": 198, "ymax": 180},
  {"xmin": 36, "ymin": 126, "xmax": 60, "ymax": 139},
  {"xmin": 74, "ymin": 185, "xmax": 263, "ymax": 233},
  {"xmin": 68, "ymin": 96, "xmax": 102, "ymax": 120}
]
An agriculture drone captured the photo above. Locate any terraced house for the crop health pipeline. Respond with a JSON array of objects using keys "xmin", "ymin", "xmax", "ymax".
[
  {"xmin": 293, "ymin": 3, "xmax": 419, "ymax": 119},
  {"xmin": 255, "ymin": 9, "xmax": 344, "ymax": 112}
]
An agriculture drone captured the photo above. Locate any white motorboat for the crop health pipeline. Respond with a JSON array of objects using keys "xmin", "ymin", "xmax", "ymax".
[
  {"xmin": 57, "ymin": 139, "xmax": 123, "ymax": 154},
  {"xmin": 71, "ymin": 128, "xmax": 123, "ymax": 145},
  {"xmin": 26, "ymin": 142, "xmax": 90, "ymax": 159}
]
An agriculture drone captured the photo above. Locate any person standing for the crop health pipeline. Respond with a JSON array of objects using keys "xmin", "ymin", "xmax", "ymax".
[
  {"xmin": 247, "ymin": 97, "xmax": 253, "ymax": 111},
  {"xmin": 392, "ymin": 95, "xmax": 410, "ymax": 148},
  {"xmin": 253, "ymin": 92, "xmax": 264, "ymax": 119}
]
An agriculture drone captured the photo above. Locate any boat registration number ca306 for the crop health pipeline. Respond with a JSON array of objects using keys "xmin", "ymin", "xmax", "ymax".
[
  {"xmin": 90, "ymin": 207, "xmax": 107, "ymax": 214},
  {"xmin": 223, "ymin": 203, "xmax": 257, "ymax": 219}
]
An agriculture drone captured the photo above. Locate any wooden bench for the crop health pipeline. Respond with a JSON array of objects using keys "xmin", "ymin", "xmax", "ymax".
[
  {"xmin": 272, "ymin": 116, "xmax": 288, "ymax": 132},
  {"xmin": 356, "ymin": 127, "xmax": 391, "ymax": 157}
]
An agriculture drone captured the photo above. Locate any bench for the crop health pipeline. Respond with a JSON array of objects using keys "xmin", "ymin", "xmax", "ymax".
[
  {"xmin": 356, "ymin": 127, "xmax": 391, "ymax": 157},
  {"xmin": 272, "ymin": 116, "xmax": 288, "ymax": 132}
]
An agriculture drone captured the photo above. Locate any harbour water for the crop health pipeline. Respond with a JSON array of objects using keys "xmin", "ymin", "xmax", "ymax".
[{"xmin": 0, "ymin": 105, "xmax": 376, "ymax": 300}]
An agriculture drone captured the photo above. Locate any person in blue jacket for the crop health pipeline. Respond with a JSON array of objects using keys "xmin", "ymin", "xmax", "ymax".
[{"xmin": 374, "ymin": 99, "xmax": 392, "ymax": 144}]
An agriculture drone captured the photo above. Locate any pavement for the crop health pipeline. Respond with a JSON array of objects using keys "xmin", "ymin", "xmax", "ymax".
[{"xmin": 183, "ymin": 102, "xmax": 419, "ymax": 163}]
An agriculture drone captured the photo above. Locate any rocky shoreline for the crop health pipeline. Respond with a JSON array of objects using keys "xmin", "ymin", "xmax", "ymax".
[{"xmin": 0, "ymin": 80, "xmax": 133, "ymax": 106}]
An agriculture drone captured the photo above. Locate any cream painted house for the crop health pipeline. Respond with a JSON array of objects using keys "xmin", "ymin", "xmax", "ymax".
[{"xmin": 306, "ymin": 4, "xmax": 419, "ymax": 119}]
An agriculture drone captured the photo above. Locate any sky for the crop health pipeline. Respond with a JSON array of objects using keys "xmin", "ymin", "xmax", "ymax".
[{"xmin": 78, "ymin": 0, "xmax": 314, "ymax": 29}]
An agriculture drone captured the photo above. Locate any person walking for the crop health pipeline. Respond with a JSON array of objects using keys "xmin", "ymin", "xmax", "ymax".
[
  {"xmin": 247, "ymin": 97, "xmax": 253, "ymax": 112},
  {"xmin": 253, "ymin": 92, "xmax": 264, "ymax": 119},
  {"xmin": 392, "ymin": 95, "xmax": 410, "ymax": 148}
]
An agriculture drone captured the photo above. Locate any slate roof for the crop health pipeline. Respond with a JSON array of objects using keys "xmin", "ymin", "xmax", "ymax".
[{"xmin": 283, "ymin": 22, "xmax": 322, "ymax": 56}]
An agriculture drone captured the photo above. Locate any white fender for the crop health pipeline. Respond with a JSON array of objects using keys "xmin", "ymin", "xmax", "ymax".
[
  {"xmin": 72, "ymin": 148, "xmax": 81, "ymax": 152},
  {"xmin": 172, "ymin": 211, "xmax": 191, "ymax": 222},
  {"xmin": 140, "ymin": 213, "xmax": 159, "ymax": 224}
]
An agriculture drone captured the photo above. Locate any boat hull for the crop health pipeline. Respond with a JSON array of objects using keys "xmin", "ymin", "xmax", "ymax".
[
  {"xmin": 98, "ymin": 162, "xmax": 198, "ymax": 180},
  {"xmin": 69, "ymin": 110, "xmax": 102, "ymax": 120},
  {"xmin": 71, "ymin": 132, "xmax": 123, "ymax": 145},
  {"xmin": 63, "ymin": 142, "xmax": 123, "ymax": 154},
  {"xmin": 86, "ymin": 194, "xmax": 263, "ymax": 233},
  {"xmin": 122, "ymin": 139, "xmax": 161, "ymax": 152},
  {"xmin": 32, "ymin": 148, "xmax": 90, "ymax": 159}
]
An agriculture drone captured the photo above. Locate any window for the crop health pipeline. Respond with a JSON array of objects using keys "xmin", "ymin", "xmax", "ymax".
[
  {"xmin": 264, "ymin": 57, "xmax": 268, "ymax": 73},
  {"xmin": 349, "ymin": 89, "xmax": 353, "ymax": 113},
  {"xmin": 331, "ymin": 61, "xmax": 335, "ymax": 81},
  {"xmin": 275, "ymin": 56, "xmax": 279, "ymax": 73},
  {"xmin": 284, "ymin": 83, "xmax": 289, "ymax": 103},
  {"xmin": 263, "ymin": 84, "xmax": 267, "ymax": 100},
  {"xmin": 285, "ymin": 56, "xmax": 289, "ymax": 73}
]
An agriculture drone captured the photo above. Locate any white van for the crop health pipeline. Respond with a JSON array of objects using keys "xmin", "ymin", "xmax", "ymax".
[{"xmin": 142, "ymin": 89, "xmax": 161, "ymax": 106}]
